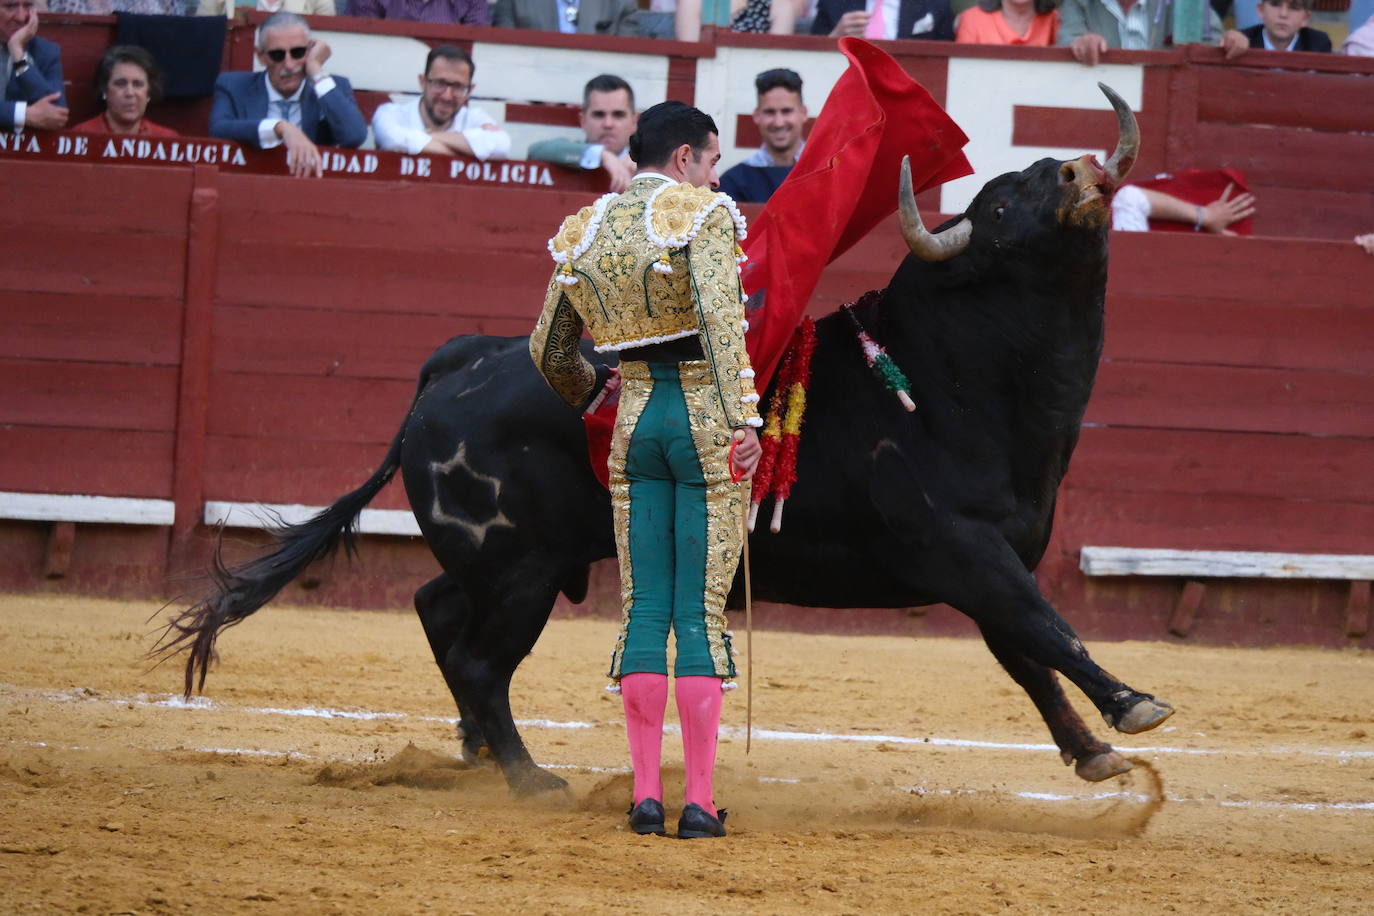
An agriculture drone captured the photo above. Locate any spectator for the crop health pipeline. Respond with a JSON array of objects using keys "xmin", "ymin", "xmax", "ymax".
[
  {"xmin": 208, "ymin": 12, "xmax": 366, "ymax": 178},
  {"xmin": 811, "ymin": 0, "xmax": 955, "ymax": 39},
  {"xmin": 674, "ymin": 0, "xmax": 797, "ymax": 39},
  {"xmin": 527, "ymin": 74, "xmax": 636, "ymax": 191},
  {"xmin": 718, "ymin": 67, "xmax": 806, "ymax": 203},
  {"xmin": 492, "ymin": 0, "xmax": 640, "ymax": 34},
  {"xmin": 372, "ymin": 44, "xmax": 511, "ymax": 161},
  {"xmin": 1111, "ymin": 182, "xmax": 1256, "ymax": 234},
  {"xmin": 352, "ymin": 0, "xmax": 488, "ymax": 25},
  {"xmin": 2, "ymin": 0, "xmax": 66, "ymax": 132},
  {"xmin": 1058, "ymin": 0, "xmax": 1221, "ymax": 65},
  {"xmin": 72, "ymin": 45, "xmax": 177, "ymax": 137},
  {"xmin": 197, "ymin": 0, "xmax": 336, "ymax": 18},
  {"xmin": 47, "ymin": 0, "xmax": 184, "ymax": 12},
  {"xmin": 955, "ymin": 0, "xmax": 1058, "ymax": 45},
  {"xmin": 1220, "ymin": 0, "xmax": 1331, "ymax": 56},
  {"xmin": 1348, "ymin": 14, "xmax": 1374, "ymax": 54}
]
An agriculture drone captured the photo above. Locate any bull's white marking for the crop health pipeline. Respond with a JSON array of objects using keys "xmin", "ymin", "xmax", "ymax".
[
  {"xmin": 5, "ymin": 685, "xmax": 1371, "ymax": 762},
  {"xmin": 6, "ymin": 738, "xmax": 1371, "ymax": 815},
  {"xmin": 941, "ymin": 59, "xmax": 1144, "ymax": 215},
  {"xmin": 427, "ymin": 442, "xmax": 515, "ymax": 545}
]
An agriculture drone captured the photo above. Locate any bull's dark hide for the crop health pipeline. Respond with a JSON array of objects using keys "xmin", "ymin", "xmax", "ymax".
[{"xmin": 160, "ymin": 90, "xmax": 1175, "ymax": 793}]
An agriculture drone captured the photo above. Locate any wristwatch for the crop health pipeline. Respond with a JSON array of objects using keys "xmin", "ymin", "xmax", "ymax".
[{"xmin": 13, "ymin": 54, "xmax": 31, "ymax": 76}]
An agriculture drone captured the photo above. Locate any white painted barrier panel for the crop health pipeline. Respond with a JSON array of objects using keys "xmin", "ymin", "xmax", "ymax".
[
  {"xmin": 204, "ymin": 501, "xmax": 422, "ymax": 537},
  {"xmin": 1080, "ymin": 547, "xmax": 1374, "ymax": 580},
  {"xmin": 0, "ymin": 492, "xmax": 176, "ymax": 525}
]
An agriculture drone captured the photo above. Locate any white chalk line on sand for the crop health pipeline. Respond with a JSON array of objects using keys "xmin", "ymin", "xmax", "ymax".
[
  {"xmin": 5, "ymin": 684, "xmax": 1371, "ymax": 764},
  {"xmin": 6, "ymin": 738, "xmax": 1373, "ymax": 815}
]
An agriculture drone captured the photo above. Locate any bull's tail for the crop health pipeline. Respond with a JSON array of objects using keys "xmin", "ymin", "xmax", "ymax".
[{"xmin": 154, "ymin": 421, "xmax": 407, "ymax": 697}]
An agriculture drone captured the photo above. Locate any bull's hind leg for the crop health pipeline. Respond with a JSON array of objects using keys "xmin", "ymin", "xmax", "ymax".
[
  {"xmin": 944, "ymin": 541, "xmax": 1174, "ymax": 737},
  {"xmin": 414, "ymin": 575, "xmax": 487, "ymax": 766},
  {"xmin": 415, "ymin": 569, "xmax": 569, "ymax": 796},
  {"xmin": 980, "ymin": 630, "xmax": 1132, "ymax": 782}
]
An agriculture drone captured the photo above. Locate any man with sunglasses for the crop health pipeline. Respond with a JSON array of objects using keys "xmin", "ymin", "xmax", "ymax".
[
  {"xmin": 209, "ymin": 11, "xmax": 366, "ymax": 178},
  {"xmin": 371, "ymin": 44, "xmax": 511, "ymax": 161}
]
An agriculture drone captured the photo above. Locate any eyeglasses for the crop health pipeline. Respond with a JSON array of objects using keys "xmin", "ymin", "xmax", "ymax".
[
  {"xmin": 265, "ymin": 46, "xmax": 308, "ymax": 63},
  {"xmin": 424, "ymin": 78, "xmax": 471, "ymax": 94}
]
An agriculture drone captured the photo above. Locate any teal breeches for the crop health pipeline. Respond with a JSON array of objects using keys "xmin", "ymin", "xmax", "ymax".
[{"xmin": 608, "ymin": 360, "xmax": 744, "ymax": 680}]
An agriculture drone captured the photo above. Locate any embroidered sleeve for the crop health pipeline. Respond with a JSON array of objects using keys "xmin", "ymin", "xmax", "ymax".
[
  {"xmin": 530, "ymin": 272, "xmax": 598, "ymax": 409},
  {"xmin": 687, "ymin": 205, "xmax": 761, "ymax": 429}
]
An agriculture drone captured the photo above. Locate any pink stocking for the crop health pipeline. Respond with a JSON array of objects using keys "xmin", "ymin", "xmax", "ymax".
[
  {"xmin": 620, "ymin": 672, "xmax": 668, "ymax": 804},
  {"xmin": 675, "ymin": 675, "xmax": 723, "ymax": 818}
]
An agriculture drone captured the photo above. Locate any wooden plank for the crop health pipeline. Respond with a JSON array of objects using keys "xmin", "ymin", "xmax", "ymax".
[
  {"xmin": 1080, "ymin": 546, "xmax": 1374, "ymax": 580},
  {"xmin": 202, "ymin": 437, "xmax": 412, "ymax": 510},
  {"xmin": 44, "ymin": 521, "xmax": 76, "ymax": 578},
  {"xmin": 0, "ymin": 292, "xmax": 184, "ymax": 365},
  {"xmin": 1190, "ymin": 122, "xmax": 1374, "ymax": 193},
  {"xmin": 1086, "ymin": 360, "xmax": 1374, "ymax": 438},
  {"xmin": 1057, "ymin": 488, "xmax": 1374, "ymax": 556},
  {"xmin": 1108, "ymin": 233, "xmax": 1374, "ymax": 311},
  {"xmin": 0, "ymin": 491, "xmax": 176, "ymax": 525},
  {"xmin": 206, "ymin": 373, "xmax": 415, "ymax": 444},
  {"xmin": 1347, "ymin": 581, "xmax": 1371, "ymax": 639},
  {"xmin": 205, "ymin": 501, "xmax": 421, "ymax": 536},
  {"xmin": 1196, "ymin": 67, "xmax": 1374, "ymax": 133},
  {"xmin": 1067, "ymin": 427, "xmax": 1374, "ymax": 505},
  {"xmin": 1242, "ymin": 185, "xmax": 1374, "ymax": 242},
  {"xmin": 0, "ymin": 360, "xmax": 180, "ymax": 431},
  {"xmin": 1102, "ymin": 293, "xmax": 1374, "ymax": 373},
  {"xmin": 0, "ymin": 427, "xmax": 174, "ymax": 498}
]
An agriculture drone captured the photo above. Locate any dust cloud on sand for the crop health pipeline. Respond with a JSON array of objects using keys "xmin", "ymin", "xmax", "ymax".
[{"xmin": 2, "ymin": 594, "xmax": 1372, "ymax": 913}]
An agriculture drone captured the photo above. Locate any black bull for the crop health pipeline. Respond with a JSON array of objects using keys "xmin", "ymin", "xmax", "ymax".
[{"xmin": 161, "ymin": 85, "xmax": 1175, "ymax": 795}]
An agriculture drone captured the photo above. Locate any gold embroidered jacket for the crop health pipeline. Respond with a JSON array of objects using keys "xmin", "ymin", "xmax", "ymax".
[{"xmin": 529, "ymin": 175, "xmax": 763, "ymax": 430}]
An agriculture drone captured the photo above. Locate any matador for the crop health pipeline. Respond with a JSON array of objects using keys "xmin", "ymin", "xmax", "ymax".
[{"xmin": 529, "ymin": 101, "xmax": 762, "ymax": 839}]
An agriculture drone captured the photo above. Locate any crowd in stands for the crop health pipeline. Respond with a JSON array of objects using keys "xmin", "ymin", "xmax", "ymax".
[{"xmin": 3, "ymin": 0, "xmax": 1371, "ymax": 243}]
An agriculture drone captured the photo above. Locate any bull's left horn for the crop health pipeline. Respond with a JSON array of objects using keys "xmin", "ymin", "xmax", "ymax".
[
  {"xmin": 1098, "ymin": 83, "xmax": 1139, "ymax": 186},
  {"xmin": 899, "ymin": 156, "xmax": 971, "ymax": 262}
]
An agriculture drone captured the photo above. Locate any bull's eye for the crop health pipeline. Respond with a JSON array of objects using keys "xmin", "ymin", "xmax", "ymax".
[{"xmin": 994, "ymin": 206, "xmax": 1005, "ymax": 221}]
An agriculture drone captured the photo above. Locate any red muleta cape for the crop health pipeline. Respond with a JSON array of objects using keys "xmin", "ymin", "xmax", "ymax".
[{"xmin": 582, "ymin": 37, "xmax": 973, "ymax": 487}]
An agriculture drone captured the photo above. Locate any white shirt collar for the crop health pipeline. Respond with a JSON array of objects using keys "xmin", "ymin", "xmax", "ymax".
[
  {"xmin": 264, "ymin": 72, "xmax": 306, "ymax": 104},
  {"xmin": 1261, "ymin": 30, "xmax": 1299, "ymax": 50},
  {"xmin": 633, "ymin": 171, "xmax": 676, "ymax": 184}
]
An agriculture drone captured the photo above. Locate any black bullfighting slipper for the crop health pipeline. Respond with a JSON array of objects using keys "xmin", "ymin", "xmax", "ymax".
[
  {"xmin": 676, "ymin": 804, "xmax": 727, "ymax": 839},
  {"xmin": 627, "ymin": 798, "xmax": 666, "ymax": 835}
]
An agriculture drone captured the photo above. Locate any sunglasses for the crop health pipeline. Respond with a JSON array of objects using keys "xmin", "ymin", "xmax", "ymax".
[{"xmin": 265, "ymin": 46, "xmax": 308, "ymax": 63}]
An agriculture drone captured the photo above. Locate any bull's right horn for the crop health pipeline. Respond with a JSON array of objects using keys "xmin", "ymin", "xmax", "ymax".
[
  {"xmin": 899, "ymin": 155, "xmax": 971, "ymax": 262},
  {"xmin": 1098, "ymin": 82, "xmax": 1139, "ymax": 186}
]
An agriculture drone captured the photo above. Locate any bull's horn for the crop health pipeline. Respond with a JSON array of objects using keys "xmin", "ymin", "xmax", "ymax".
[
  {"xmin": 1098, "ymin": 82, "xmax": 1139, "ymax": 185},
  {"xmin": 899, "ymin": 156, "xmax": 971, "ymax": 262}
]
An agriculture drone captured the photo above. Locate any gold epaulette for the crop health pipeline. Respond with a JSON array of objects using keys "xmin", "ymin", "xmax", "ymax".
[
  {"xmin": 644, "ymin": 182, "xmax": 748, "ymax": 276},
  {"xmin": 547, "ymin": 192, "xmax": 617, "ymax": 286}
]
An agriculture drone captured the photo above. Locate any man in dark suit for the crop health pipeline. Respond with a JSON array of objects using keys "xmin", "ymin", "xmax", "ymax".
[
  {"xmin": 810, "ymin": 0, "xmax": 954, "ymax": 40},
  {"xmin": 492, "ymin": 0, "xmax": 640, "ymax": 35},
  {"xmin": 2, "ymin": 0, "xmax": 67, "ymax": 132},
  {"xmin": 1220, "ymin": 0, "xmax": 1332, "ymax": 56},
  {"xmin": 209, "ymin": 11, "xmax": 366, "ymax": 178}
]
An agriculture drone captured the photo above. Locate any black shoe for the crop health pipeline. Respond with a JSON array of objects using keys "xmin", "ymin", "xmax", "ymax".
[
  {"xmin": 676, "ymin": 803, "xmax": 727, "ymax": 839},
  {"xmin": 627, "ymin": 798, "xmax": 666, "ymax": 835}
]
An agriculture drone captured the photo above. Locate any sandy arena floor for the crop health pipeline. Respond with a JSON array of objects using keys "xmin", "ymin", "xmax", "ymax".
[{"xmin": 1, "ymin": 593, "xmax": 1372, "ymax": 914}]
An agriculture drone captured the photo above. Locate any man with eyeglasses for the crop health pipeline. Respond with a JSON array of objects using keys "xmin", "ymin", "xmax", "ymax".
[
  {"xmin": 208, "ymin": 11, "xmax": 367, "ymax": 178},
  {"xmin": 371, "ymin": 44, "xmax": 511, "ymax": 161},
  {"xmin": 2, "ymin": 0, "xmax": 68, "ymax": 132}
]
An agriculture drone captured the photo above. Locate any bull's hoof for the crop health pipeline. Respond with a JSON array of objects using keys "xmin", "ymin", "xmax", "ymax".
[
  {"xmin": 1113, "ymin": 697, "xmax": 1175, "ymax": 735},
  {"xmin": 1075, "ymin": 750, "xmax": 1133, "ymax": 782},
  {"xmin": 456, "ymin": 723, "xmax": 488, "ymax": 767},
  {"xmin": 507, "ymin": 765, "xmax": 571, "ymax": 798}
]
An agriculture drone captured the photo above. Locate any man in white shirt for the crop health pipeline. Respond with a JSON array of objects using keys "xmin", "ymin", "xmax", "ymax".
[{"xmin": 371, "ymin": 45, "xmax": 512, "ymax": 161}]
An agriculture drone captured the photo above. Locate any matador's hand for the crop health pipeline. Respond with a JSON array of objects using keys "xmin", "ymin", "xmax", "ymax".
[{"xmin": 730, "ymin": 428, "xmax": 761, "ymax": 482}]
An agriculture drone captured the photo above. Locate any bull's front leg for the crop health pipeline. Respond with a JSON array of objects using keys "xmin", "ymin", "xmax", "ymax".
[{"xmin": 980, "ymin": 630, "xmax": 1133, "ymax": 782}]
